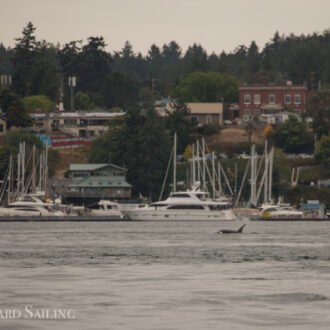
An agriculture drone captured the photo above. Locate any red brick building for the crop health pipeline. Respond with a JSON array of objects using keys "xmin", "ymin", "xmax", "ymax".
[{"xmin": 238, "ymin": 84, "xmax": 308, "ymax": 120}]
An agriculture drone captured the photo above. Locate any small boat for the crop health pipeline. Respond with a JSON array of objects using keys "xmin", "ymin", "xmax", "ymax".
[
  {"xmin": 257, "ymin": 204, "xmax": 303, "ymax": 220},
  {"xmin": 89, "ymin": 200, "xmax": 123, "ymax": 219}
]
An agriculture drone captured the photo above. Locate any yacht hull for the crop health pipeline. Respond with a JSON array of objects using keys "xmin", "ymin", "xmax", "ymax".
[{"xmin": 122, "ymin": 209, "xmax": 237, "ymax": 221}]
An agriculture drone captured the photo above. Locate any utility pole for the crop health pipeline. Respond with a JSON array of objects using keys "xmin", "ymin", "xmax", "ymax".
[
  {"xmin": 68, "ymin": 76, "xmax": 76, "ymax": 110},
  {"xmin": 310, "ymin": 71, "xmax": 314, "ymax": 90},
  {"xmin": 151, "ymin": 78, "xmax": 156, "ymax": 104}
]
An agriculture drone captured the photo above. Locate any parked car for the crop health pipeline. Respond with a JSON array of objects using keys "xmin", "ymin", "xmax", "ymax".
[
  {"xmin": 217, "ymin": 153, "xmax": 228, "ymax": 159},
  {"xmin": 298, "ymin": 154, "xmax": 313, "ymax": 159},
  {"xmin": 177, "ymin": 155, "xmax": 185, "ymax": 162}
]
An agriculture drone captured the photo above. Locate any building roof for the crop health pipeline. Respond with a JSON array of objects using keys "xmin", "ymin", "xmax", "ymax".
[
  {"xmin": 30, "ymin": 111, "xmax": 125, "ymax": 120},
  {"xmin": 186, "ymin": 103, "xmax": 223, "ymax": 114},
  {"xmin": 239, "ymin": 85, "xmax": 307, "ymax": 91},
  {"xmin": 69, "ymin": 175, "xmax": 132, "ymax": 188},
  {"xmin": 69, "ymin": 163, "xmax": 127, "ymax": 172}
]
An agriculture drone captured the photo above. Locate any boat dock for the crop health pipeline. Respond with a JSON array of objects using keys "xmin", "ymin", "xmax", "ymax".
[{"xmin": 0, "ymin": 215, "xmax": 125, "ymax": 221}]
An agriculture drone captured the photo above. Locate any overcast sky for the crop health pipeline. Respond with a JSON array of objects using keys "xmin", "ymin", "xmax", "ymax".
[{"xmin": 1, "ymin": 0, "xmax": 329, "ymax": 55}]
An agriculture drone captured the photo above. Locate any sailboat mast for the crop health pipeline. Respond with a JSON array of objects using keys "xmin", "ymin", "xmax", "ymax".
[
  {"xmin": 212, "ymin": 151, "xmax": 215, "ymax": 199},
  {"xmin": 192, "ymin": 143, "xmax": 196, "ymax": 186},
  {"xmin": 197, "ymin": 140, "xmax": 200, "ymax": 183},
  {"xmin": 7, "ymin": 154, "xmax": 12, "ymax": 204},
  {"xmin": 45, "ymin": 143, "xmax": 49, "ymax": 199},
  {"xmin": 268, "ymin": 147, "xmax": 274, "ymax": 202},
  {"xmin": 32, "ymin": 145, "xmax": 36, "ymax": 194},
  {"xmin": 173, "ymin": 133, "xmax": 177, "ymax": 192},
  {"xmin": 264, "ymin": 141, "xmax": 268, "ymax": 203},
  {"xmin": 202, "ymin": 138, "xmax": 206, "ymax": 191},
  {"xmin": 17, "ymin": 144, "xmax": 21, "ymax": 198},
  {"xmin": 22, "ymin": 141, "xmax": 25, "ymax": 196}
]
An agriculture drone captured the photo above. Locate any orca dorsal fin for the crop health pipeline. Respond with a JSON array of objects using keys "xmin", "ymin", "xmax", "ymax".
[{"xmin": 237, "ymin": 224, "xmax": 246, "ymax": 233}]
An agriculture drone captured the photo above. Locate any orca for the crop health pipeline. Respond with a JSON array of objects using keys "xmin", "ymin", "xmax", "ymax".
[{"xmin": 217, "ymin": 224, "xmax": 246, "ymax": 234}]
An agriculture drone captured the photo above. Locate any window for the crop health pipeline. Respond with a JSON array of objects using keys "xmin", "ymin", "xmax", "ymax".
[
  {"xmin": 269, "ymin": 95, "xmax": 275, "ymax": 104},
  {"xmin": 151, "ymin": 203, "xmax": 168, "ymax": 207},
  {"xmin": 244, "ymin": 94, "xmax": 251, "ymax": 104},
  {"xmin": 191, "ymin": 117, "xmax": 198, "ymax": 124},
  {"xmin": 254, "ymin": 94, "xmax": 261, "ymax": 105},
  {"xmin": 254, "ymin": 109, "xmax": 260, "ymax": 116},
  {"xmin": 64, "ymin": 119, "xmax": 77, "ymax": 127},
  {"xmin": 285, "ymin": 94, "xmax": 291, "ymax": 104},
  {"xmin": 167, "ymin": 205, "xmax": 205, "ymax": 210},
  {"xmin": 244, "ymin": 109, "xmax": 251, "ymax": 116},
  {"xmin": 294, "ymin": 94, "xmax": 301, "ymax": 104},
  {"xmin": 88, "ymin": 119, "xmax": 110, "ymax": 126},
  {"xmin": 171, "ymin": 193, "xmax": 191, "ymax": 198}
]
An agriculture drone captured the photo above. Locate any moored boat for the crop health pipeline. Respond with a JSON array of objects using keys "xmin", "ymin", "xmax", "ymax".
[{"xmin": 121, "ymin": 186, "xmax": 237, "ymax": 221}]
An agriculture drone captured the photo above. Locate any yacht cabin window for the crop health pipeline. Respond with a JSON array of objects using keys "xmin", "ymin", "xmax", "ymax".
[
  {"xmin": 170, "ymin": 194, "xmax": 191, "ymax": 198},
  {"xmin": 167, "ymin": 205, "xmax": 205, "ymax": 210}
]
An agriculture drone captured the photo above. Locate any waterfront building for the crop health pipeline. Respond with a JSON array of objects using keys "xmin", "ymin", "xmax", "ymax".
[{"xmin": 62, "ymin": 163, "xmax": 132, "ymax": 205}]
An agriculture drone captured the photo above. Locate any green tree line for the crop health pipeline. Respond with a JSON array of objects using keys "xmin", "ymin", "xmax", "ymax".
[{"xmin": 1, "ymin": 23, "xmax": 330, "ymax": 110}]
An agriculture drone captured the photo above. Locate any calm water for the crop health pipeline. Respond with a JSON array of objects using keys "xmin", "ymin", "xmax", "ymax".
[{"xmin": 0, "ymin": 220, "xmax": 330, "ymax": 329}]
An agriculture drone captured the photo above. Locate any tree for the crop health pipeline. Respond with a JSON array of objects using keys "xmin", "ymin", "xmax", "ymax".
[
  {"xmin": 182, "ymin": 43, "xmax": 209, "ymax": 74},
  {"xmin": 11, "ymin": 23, "xmax": 60, "ymax": 100},
  {"xmin": 0, "ymin": 89, "xmax": 32, "ymax": 128},
  {"xmin": 184, "ymin": 145, "xmax": 193, "ymax": 161},
  {"xmin": 314, "ymin": 135, "xmax": 330, "ymax": 174},
  {"xmin": 11, "ymin": 22, "xmax": 37, "ymax": 96},
  {"xmin": 261, "ymin": 124, "xmax": 274, "ymax": 142},
  {"xmin": 75, "ymin": 91, "xmax": 92, "ymax": 110},
  {"xmin": 306, "ymin": 89, "xmax": 330, "ymax": 139},
  {"xmin": 102, "ymin": 72, "xmax": 140, "ymax": 109},
  {"xmin": 137, "ymin": 107, "xmax": 171, "ymax": 200},
  {"xmin": 274, "ymin": 115, "xmax": 314, "ymax": 153},
  {"xmin": 171, "ymin": 71, "xmax": 239, "ymax": 103},
  {"xmin": 247, "ymin": 41, "xmax": 260, "ymax": 73},
  {"xmin": 78, "ymin": 36, "xmax": 112, "ymax": 94},
  {"xmin": 165, "ymin": 100, "xmax": 194, "ymax": 153},
  {"xmin": 23, "ymin": 95, "xmax": 53, "ymax": 112},
  {"xmin": 244, "ymin": 120, "xmax": 257, "ymax": 146},
  {"xmin": 88, "ymin": 105, "xmax": 171, "ymax": 200}
]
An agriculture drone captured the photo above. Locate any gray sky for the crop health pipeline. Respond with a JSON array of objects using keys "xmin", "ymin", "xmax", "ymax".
[{"xmin": 1, "ymin": 0, "xmax": 329, "ymax": 55}]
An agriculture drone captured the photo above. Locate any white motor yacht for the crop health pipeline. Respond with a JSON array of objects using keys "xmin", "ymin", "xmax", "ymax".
[
  {"xmin": 121, "ymin": 187, "xmax": 237, "ymax": 221},
  {"xmin": 89, "ymin": 200, "xmax": 123, "ymax": 219},
  {"xmin": 0, "ymin": 195, "xmax": 65, "ymax": 217}
]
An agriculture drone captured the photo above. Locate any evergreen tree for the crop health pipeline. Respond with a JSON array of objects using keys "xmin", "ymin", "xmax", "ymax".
[
  {"xmin": 274, "ymin": 115, "xmax": 314, "ymax": 153},
  {"xmin": 0, "ymin": 88, "xmax": 32, "ymax": 128},
  {"xmin": 165, "ymin": 100, "xmax": 194, "ymax": 153}
]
